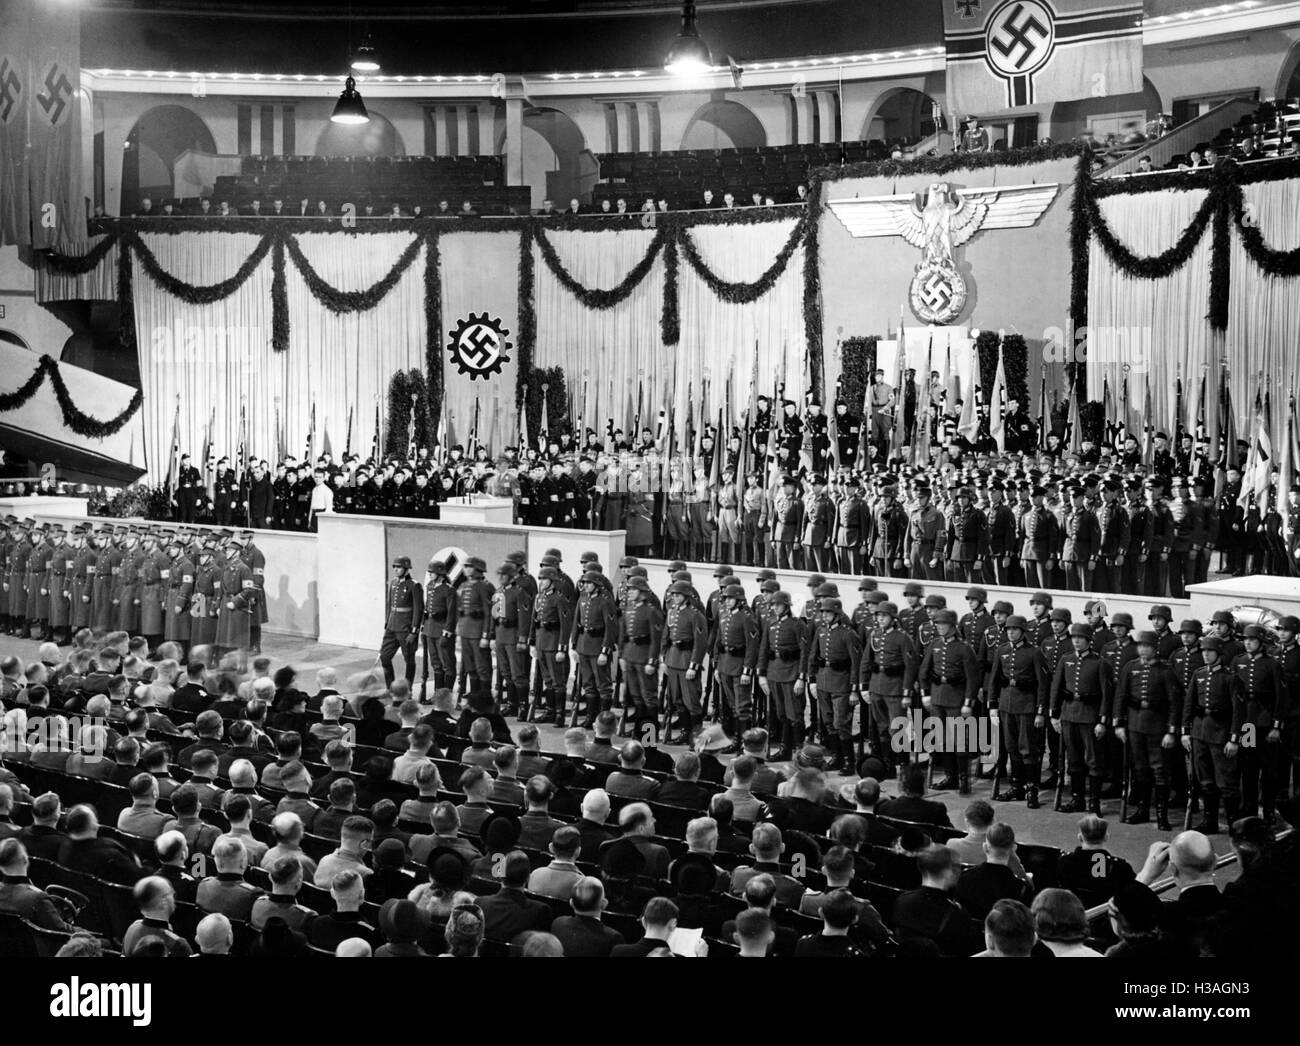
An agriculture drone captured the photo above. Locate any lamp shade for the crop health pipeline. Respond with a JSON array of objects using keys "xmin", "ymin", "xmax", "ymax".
[
  {"xmin": 351, "ymin": 43, "xmax": 380, "ymax": 73},
  {"xmin": 664, "ymin": 1, "xmax": 712, "ymax": 75},
  {"xmin": 331, "ymin": 76, "xmax": 370, "ymax": 124}
]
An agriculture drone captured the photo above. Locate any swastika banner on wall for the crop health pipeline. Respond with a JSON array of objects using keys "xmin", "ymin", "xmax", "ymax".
[{"xmin": 943, "ymin": 0, "xmax": 1143, "ymax": 117}]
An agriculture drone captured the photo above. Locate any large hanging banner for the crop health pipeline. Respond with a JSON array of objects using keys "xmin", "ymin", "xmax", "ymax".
[
  {"xmin": 440, "ymin": 229, "xmax": 521, "ymax": 452},
  {"xmin": 943, "ymin": 0, "xmax": 1142, "ymax": 115},
  {"xmin": 0, "ymin": 0, "xmax": 31, "ymax": 246},
  {"xmin": 26, "ymin": 0, "xmax": 85, "ymax": 249}
]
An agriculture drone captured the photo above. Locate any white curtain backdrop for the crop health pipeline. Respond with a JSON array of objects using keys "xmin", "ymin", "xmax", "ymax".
[
  {"xmin": 132, "ymin": 232, "xmax": 425, "ymax": 481},
  {"xmin": 35, "ymin": 235, "xmax": 117, "ymax": 302},
  {"xmin": 533, "ymin": 227, "xmax": 665, "ymax": 439},
  {"xmin": 1226, "ymin": 178, "xmax": 1300, "ymax": 445},
  {"xmin": 1086, "ymin": 188, "xmax": 1214, "ymax": 439}
]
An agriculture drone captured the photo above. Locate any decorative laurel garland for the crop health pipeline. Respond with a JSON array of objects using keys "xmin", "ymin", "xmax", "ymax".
[
  {"xmin": 424, "ymin": 229, "xmax": 444, "ymax": 431},
  {"xmin": 130, "ymin": 229, "xmax": 275, "ymax": 304},
  {"xmin": 407, "ymin": 369, "xmax": 431, "ymax": 453},
  {"xmin": 283, "ymin": 232, "xmax": 424, "ymax": 314},
  {"xmin": 42, "ymin": 234, "xmax": 118, "ymax": 275},
  {"xmin": 532, "ymin": 222, "xmax": 669, "ymax": 309},
  {"xmin": 385, "ymin": 371, "xmax": 411, "ymax": 458},
  {"xmin": 516, "ymin": 226, "xmax": 536, "ymax": 413},
  {"xmin": 660, "ymin": 232, "xmax": 680, "ymax": 346},
  {"xmin": 523, "ymin": 366, "xmax": 568, "ymax": 446},
  {"xmin": 837, "ymin": 336, "xmax": 876, "ymax": 412},
  {"xmin": 974, "ymin": 329, "xmax": 1001, "ymax": 399},
  {"xmin": 676, "ymin": 214, "xmax": 808, "ymax": 304},
  {"xmin": 0, "ymin": 354, "xmax": 143, "ymax": 438},
  {"xmin": 271, "ymin": 238, "xmax": 289, "ymax": 353}
]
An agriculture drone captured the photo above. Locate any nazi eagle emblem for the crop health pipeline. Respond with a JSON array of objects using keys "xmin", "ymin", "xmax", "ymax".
[{"xmin": 826, "ymin": 181, "xmax": 1059, "ymax": 324}]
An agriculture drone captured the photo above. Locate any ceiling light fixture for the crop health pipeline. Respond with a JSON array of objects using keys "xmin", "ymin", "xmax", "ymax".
[
  {"xmin": 664, "ymin": 0, "xmax": 712, "ymax": 75},
  {"xmin": 331, "ymin": 75, "xmax": 369, "ymax": 124}
]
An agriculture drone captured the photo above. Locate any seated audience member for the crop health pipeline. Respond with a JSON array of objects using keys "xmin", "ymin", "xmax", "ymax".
[
  {"xmin": 722, "ymin": 729, "xmax": 787, "ymax": 794},
  {"xmin": 314, "ymin": 816, "xmax": 375, "ymax": 888},
  {"xmin": 383, "ymin": 699, "xmax": 422, "ymax": 751},
  {"xmin": 515, "ymin": 724, "xmax": 548, "ymax": 779},
  {"xmin": 306, "ymin": 739, "xmax": 353, "ymax": 798},
  {"xmin": 461, "ymin": 718, "xmax": 497, "ymax": 769},
  {"xmin": 312, "ymin": 777, "xmax": 359, "ymax": 841},
  {"xmin": 154, "ymin": 830, "xmax": 199, "ymax": 903},
  {"xmin": 160, "ymin": 784, "xmax": 222, "ymax": 857},
  {"xmin": 610, "ymin": 897, "xmax": 687, "ymax": 957},
  {"xmin": 878, "ymin": 765, "xmax": 953, "ymax": 827},
  {"xmin": 893, "ymin": 845, "xmax": 981, "ymax": 957},
  {"xmin": 599, "ymin": 802, "xmax": 669, "ymax": 880},
  {"xmin": 310, "ymin": 695, "xmax": 355, "ymax": 751},
  {"xmin": 216, "ymin": 793, "xmax": 270, "ymax": 866},
  {"xmin": 58, "ymin": 805, "xmax": 143, "ymax": 885},
  {"xmin": 794, "ymin": 889, "xmax": 865, "ymax": 957},
  {"xmin": 261, "ymin": 812, "xmax": 317, "ymax": 879},
  {"xmin": 249, "ymin": 855, "xmax": 317, "ymax": 932},
  {"xmin": 308, "ymin": 869, "xmax": 383, "ymax": 951},
  {"xmin": 605, "ymin": 741, "xmax": 661, "ymax": 800},
  {"xmin": 17, "ymin": 792, "xmax": 67, "ymax": 861},
  {"xmin": 452, "ymin": 766, "xmax": 492, "ymax": 835},
  {"xmin": 585, "ymin": 712, "xmax": 621, "ymax": 764},
  {"xmin": 1055, "ymin": 814, "xmax": 1135, "ymax": 905},
  {"xmin": 370, "ymin": 798, "xmax": 410, "ymax": 852},
  {"xmin": 722, "ymin": 756, "xmax": 771, "ymax": 823},
  {"xmin": 392, "ymin": 725, "xmax": 437, "ymax": 784},
  {"xmin": 195, "ymin": 912, "xmax": 235, "ymax": 956},
  {"xmin": 196, "ymin": 837, "xmax": 264, "ymax": 921},
  {"xmin": 1136, "ymin": 831, "xmax": 1224, "ymax": 955},
  {"xmin": 178, "ymin": 711, "xmax": 228, "ymax": 768},
  {"xmin": 410, "ymin": 802, "xmax": 481, "ymax": 865},
  {"xmin": 719, "ymin": 872, "xmax": 801, "ymax": 956},
  {"xmin": 708, "ymin": 795, "xmax": 751, "ymax": 855},
  {"xmin": 186, "ymin": 750, "xmax": 225, "ymax": 809},
  {"xmin": 488, "ymin": 745, "xmax": 526, "ymax": 807},
  {"xmin": 515, "ymin": 776, "xmax": 564, "ymax": 850},
  {"xmin": 729, "ymin": 822, "xmax": 804, "ymax": 907},
  {"xmin": 955, "ymin": 822, "xmax": 1033, "ymax": 919},
  {"xmin": 366, "ymin": 838, "xmax": 418, "ymax": 903},
  {"xmin": 118, "ymin": 773, "xmax": 171, "ymax": 840},
  {"xmin": 478, "ymin": 850, "xmax": 554, "ymax": 940},
  {"xmin": 0, "ymin": 838, "xmax": 74, "ymax": 930},
  {"xmin": 577, "ymin": 789, "xmax": 617, "ymax": 862},
  {"xmin": 1032, "ymin": 888, "xmax": 1103, "ymax": 957},
  {"xmin": 122, "ymin": 875, "xmax": 192, "ymax": 957},
  {"xmin": 550, "ymin": 876, "xmax": 626, "ymax": 958},
  {"xmin": 668, "ymin": 816, "xmax": 730, "ymax": 894},
  {"xmin": 775, "ymin": 766, "xmax": 836, "ymax": 834},
  {"xmin": 656, "ymin": 751, "xmax": 714, "ymax": 810},
  {"xmin": 225, "ymin": 759, "xmax": 276, "ymax": 823},
  {"xmin": 975, "ymin": 899, "xmax": 1038, "ymax": 957},
  {"xmin": 527, "ymin": 825, "xmax": 585, "ymax": 901},
  {"xmin": 275, "ymin": 763, "xmax": 321, "ymax": 831},
  {"xmin": 841, "ymin": 777, "xmax": 900, "ymax": 847}
]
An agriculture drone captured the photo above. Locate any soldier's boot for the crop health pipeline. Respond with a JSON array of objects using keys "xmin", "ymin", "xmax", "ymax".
[
  {"xmin": 1155, "ymin": 785, "xmax": 1173, "ymax": 831},
  {"xmin": 792, "ymin": 720, "xmax": 805, "ymax": 753},
  {"xmin": 1223, "ymin": 795, "xmax": 1241, "ymax": 828},
  {"xmin": 552, "ymin": 688, "xmax": 567, "ymax": 728},
  {"xmin": 1123, "ymin": 782, "xmax": 1151, "ymax": 825},
  {"xmin": 1088, "ymin": 775, "xmax": 1104, "ymax": 817},
  {"xmin": 1192, "ymin": 795, "xmax": 1221, "ymax": 835},
  {"xmin": 1025, "ymin": 758, "xmax": 1042, "ymax": 808},
  {"xmin": 774, "ymin": 722, "xmax": 793, "ymax": 762},
  {"xmin": 934, "ymin": 751, "xmax": 960, "ymax": 792},
  {"xmin": 981, "ymin": 749, "xmax": 1005, "ymax": 780},
  {"xmin": 580, "ymin": 688, "xmax": 597, "ymax": 729},
  {"xmin": 823, "ymin": 735, "xmax": 843, "ymax": 773},
  {"xmin": 1060, "ymin": 774, "xmax": 1086, "ymax": 813},
  {"xmin": 721, "ymin": 717, "xmax": 747, "ymax": 755},
  {"xmin": 993, "ymin": 765, "xmax": 1024, "ymax": 802},
  {"xmin": 958, "ymin": 754, "xmax": 973, "ymax": 796}
]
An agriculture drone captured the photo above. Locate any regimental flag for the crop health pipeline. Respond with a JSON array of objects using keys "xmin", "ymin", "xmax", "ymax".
[
  {"xmin": 0, "ymin": 0, "xmax": 31, "ymax": 246},
  {"xmin": 1067, "ymin": 380, "xmax": 1082, "ymax": 456},
  {"xmin": 988, "ymin": 347, "xmax": 1008, "ymax": 453},
  {"xmin": 165, "ymin": 399, "xmax": 182, "ymax": 501},
  {"xmin": 943, "ymin": 0, "xmax": 1143, "ymax": 116},
  {"xmin": 958, "ymin": 373, "xmax": 981, "ymax": 446}
]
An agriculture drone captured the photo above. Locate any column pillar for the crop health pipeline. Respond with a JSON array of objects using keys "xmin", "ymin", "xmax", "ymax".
[{"xmin": 504, "ymin": 96, "xmax": 524, "ymax": 185}]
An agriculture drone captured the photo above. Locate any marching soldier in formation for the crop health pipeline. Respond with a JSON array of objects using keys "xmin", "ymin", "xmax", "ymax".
[
  {"xmin": 757, "ymin": 589, "xmax": 807, "ymax": 760},
  {"xmin": 492, "ymin": 562, "xmax": 534, "ymax": 717},
  {"xmin": 528, "ymin": 565, "xmax": 572, "ymax": 724},
  {"xmin": 714, "ymin": 583, "xmax": 760, "ymax": 750},
  {"xmin": 661, "ymin": 579, "xmax": 707, "ymax": 743},
  {"xmin": 1183, "ymin": 635, "xmax": 1242, "ymax": 834},
  {"xmin": 862, "ymin": 600, "xmax": 917, "ymax": 778},
  {"xmin": 918, "ymin": 608, "xmax": 979, "ymax": 792}
]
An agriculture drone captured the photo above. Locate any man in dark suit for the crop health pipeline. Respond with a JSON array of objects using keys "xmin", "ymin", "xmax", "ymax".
[
  {"xmin": 178, "ymin": 711, "xmax": 228, "ymax": 768},
  {"xmin": 577, "ymin": 790, "xmax": 618, "ymax": 862},
  {"xmin": 769, "ymin": 767, "xmax": 837, "ymax": 834},
  {"xmin": 550, "ymin": 877, "xmax": 627, "ymax": 957},
  {"xmin": 172, "ymin": 662, "xmax": 213, "ymax": 713},
  {"xmin": 1137, "ymin": 831, "xmax": 1224, "ymax": 953},
  {"xmin": 842, "ymin": 777, "xmax": 900, "ymax": 847},
  {"xmin": 57, "ymin": 805, "xmax": 144, "ymax": 886},
  {"xmin": 599, "ymin": 803, "xmax": 669, "ymax": 879},
  {"xmin": 877, "ymin": 764, "xmax": 953, "ymax": 827},
  {"xmin": 1056, "ymin": 814, "xmax": 1135, "ymax": 906},
  {"xmin": 610, "ymin": 896, "xmax": 684, "ymax": 957},
  {"xmin": 217, "ymin": 721, "xmax": 273, "ymax": 778},
  {"xmin": 893, "ymin": 844, "xmax": 981, "ymax": 956},
  {"xmin": 953, "ymin": 823, "xmax": 1033, "ymax": 919},
  {"xmin": 515, "ymin": 776, "xmax": 565, "ymax": 850},
  {"xmin": 0, "ymin": 839, "xmax": 74, "ymax": 930},
  {"xmin": 477, "ymin": 851, "xmax": 552, "ymax": 942},
  {"xmin": 656, "ymin": 751, "xmax": 715, "ymax": 810},
  {"xmin": 17, "ymin": 792, "xmax": 67, "ymax": 861},
  {"xmin": 604, "ymin": 742, "xmax": 661, "ymax": 800},
  {"xmin": 729, "ymin": 823, "xmax": 805, "ymax": 907}
]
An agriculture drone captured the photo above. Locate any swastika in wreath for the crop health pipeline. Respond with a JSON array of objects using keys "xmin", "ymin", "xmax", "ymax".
[
  {"xmin": 909, "ymin": 263, "xmax": 967, "ymax": 325},
  {"xmin": 447, "ymin": 312, "xmax": 512, "ymax": 381}
]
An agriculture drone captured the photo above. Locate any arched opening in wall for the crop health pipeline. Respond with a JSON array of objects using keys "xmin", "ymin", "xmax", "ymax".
[
  {"xmin": 680, "ymin": 100, "xmax": 766, "ymax": 151},
  {"xmin": 0, "ymin": 331, "xmax": 31, "ymax": 351},
  {"xmin": 314, "ymin": 111, "xmax": 406, "ymax": 158},
  {"xmin": 120, "ymin": 105, "xmax": 216, "ymax": 215},
  {"xmin": 860, "ymin": 88, "xmax": 938, "ymax": 147},
  {"xmin": 1279, "ymin": 40, "xmax": 1300, "ymax": 103},
  {"xmin": 520, "ymin": 107, "xmax": 594, "ymax": 210},
  {"xmin": 1048, "ymin": 77, "xmax": 1163, "ymax": 145}
]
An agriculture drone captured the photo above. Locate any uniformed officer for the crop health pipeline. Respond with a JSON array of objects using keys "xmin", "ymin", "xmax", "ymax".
[
  {"xmin": 1182, "ymin": 635, "xmax": 1242, "ymax": 834},
  {"xmin": 1114, "ymin": 631, "xmax": 1181, "ymax": 829},
  {"xmin": 216, "ymin": 535, "xmax": 258, "ymax": 657},
  {"xmin": 378, "ymin": 556, "xmax": 424, "ymax": 688},
  {"xmin": 1230, "ymin": 624, "xmax": 1285, "ymax": 822},
  {"xmin": 714, "ymin": 583, "xmax": 760, "ymax": 752},
  {"xmin": 906, "ymin": 484, "xmax": 945, "ymax": 581},
  {"xmin": 419, "ymin": 559, "xmax": 457, "ymax": 697},
  {"xmin": 1093, "ymin": 479, "xmax": 1130, "ymax": 595},
  {"xmin": 619, "ymin": 576, "xmax": 664, "ymax": 735},
  {"xmin": 238, "ymin": 530, "xmax": 267, "ymax": 654},
  {"xmin": 801, "ymin": 475, "xmax": 834, "ymax": 572},
  {"xmin": 772, "ymin": 475, "xmax": 803, "ymax": 570},
  {"xmin": 897, "ymin": 582, "xmax": 925, "ymax": 647},
  {"xmin": 1050, "ymin": 622, "xmax": 1112, "ymax": 815},
  {"xmin": 456, "ymin": 557, "xmax": 494, "ymax": 701},
  {"xmin": 68, "ymin": 524, "xmax": 97, "ymax": 641},
  {"xmin": 870, "ymin": 484, "xmax": 908, "ymax": 578},
  {"xmin": 1060, "ymin": 483, "xmax": 1099, "ymax": 592},
  {"xmin": 986, "ymin": 614, "xmax": 1048, "ymax": 808},
  {"xmin": 492, "ymin": 562, "xmax": 533, "ymax": 716},
  {"xmin": 528, "ymin": 565, "xmax": 572, "ymax": 724},
  {"xmin": 112, "ymin": 527, "xmax": 140, "ymax": 635},
  {"xmin": 6, "ymin": 522, "xmax": 31, "ymax": 636},
  {"xmin": 804, "ymin": 596, "xmax": 861, "ymax": 772},
  {"xmin": 137, "ymin": 530, "xmax": 168, "ymax": 651},
  {"xmin": 165, "ymin": 534, "xmax": 194, "ymax": 660},
  {"xmin": 984, "ymin": 481, "xmax": 1018, "ymax": 587},
  {"xmin": 570, "ymin": 570, "xmax": 618, "ymax": 729},
  {"xmin": 757, "ymin": 589, "xmax": 808, "ymax": 760},
  {"xmin": 918, "ymin": 608, "xmax": 979, "ymax": 792},
  {"xmin": 1273, "ymin": 614, "xmax": 1300, "ymax": 810},
  {"xmin": 1018, "ymin": 485, "xmax": 1059, "ymax": 590},
  {"xmin": 661, "ymin": 579, "xmax": 707, "ymax": 743},
  {"xmin": 190, "ymin": 538, "xmax": 221, "ymax": 650}
]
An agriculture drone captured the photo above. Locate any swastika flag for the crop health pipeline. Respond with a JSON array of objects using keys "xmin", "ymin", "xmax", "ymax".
[{"xmin": 944, "ymin": 0, "xmax": 1143, "ymax": 117}]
